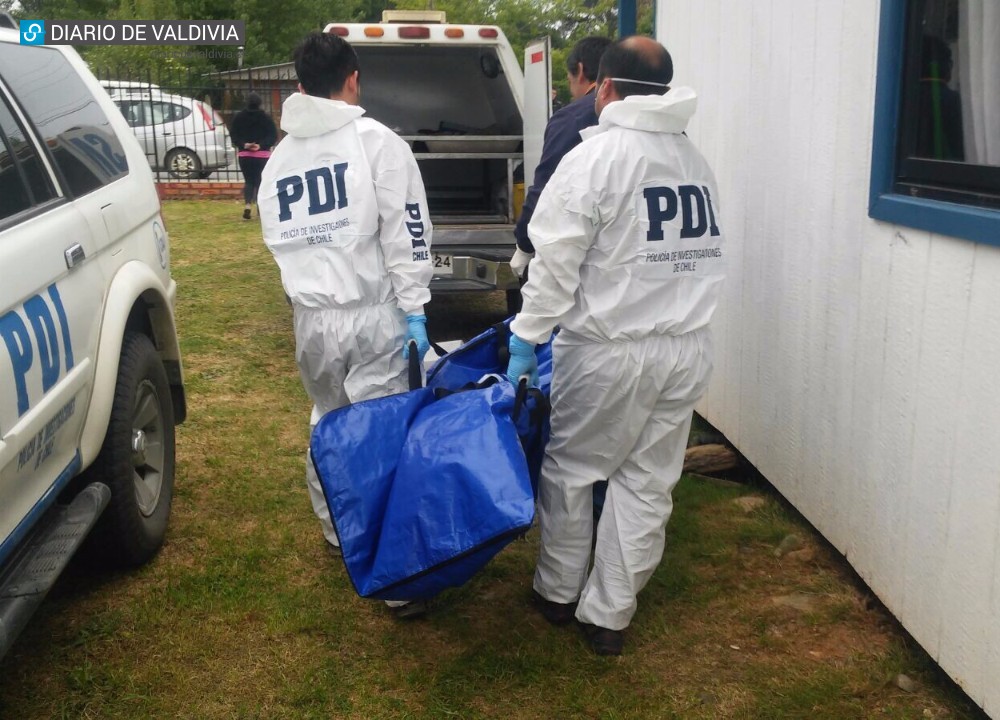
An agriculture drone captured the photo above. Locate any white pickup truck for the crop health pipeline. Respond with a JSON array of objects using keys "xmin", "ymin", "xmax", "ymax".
[
  {"xmin": 324, "ymin": 11, "xmax": 552, "ymax": 313},
  {"xmin": 0, "ymin": 20, "xmax": 185, "ymax": 658}
]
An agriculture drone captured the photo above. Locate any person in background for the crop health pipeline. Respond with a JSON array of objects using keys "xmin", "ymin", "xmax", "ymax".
[
  {"xmin": 550, "ymin": 88, "xmax": 563, "ymax": 112},
  {"xmin": 230, "ymin": 92, "xmax": 277, "ymax": 220},
  {"xmin": 506, "ymin": 37, "xmax": 727, "ymax": 655},
  {"xmin": 257, "ymin": 32, "xmax": 433, "ymax": 618},
  {"xmin": 510, "ymin": 35, "xmax": 613, "ymax": 521},
  {"xmin": 509, "ymin": 35, "xmax": 612, "ymax": 278}
]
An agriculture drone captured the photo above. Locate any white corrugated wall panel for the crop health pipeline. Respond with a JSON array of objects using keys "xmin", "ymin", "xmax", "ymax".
[
  {"xmin": 657, "ymin": 1, "xmax": 1000, "ymax": 714},
  {"xmin": 936, "ymin": 243, "xmax": 1000, "ymax": 701}
]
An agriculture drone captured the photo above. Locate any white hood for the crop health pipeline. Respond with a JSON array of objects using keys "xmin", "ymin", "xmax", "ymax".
[
  {"xmin": 581, "ymin": 86, "xmax": 697, "ymax": 141},
  {"xmin": 260, "ymin": 93, "xmax": 433, "ymax": 314},
  {"xmin": 512, "ymin": 82, "xmax": 723, "ymax": 346},
  {"xmin": 279, "ymin": 93, "xmax": 365, "ymax": 138}
]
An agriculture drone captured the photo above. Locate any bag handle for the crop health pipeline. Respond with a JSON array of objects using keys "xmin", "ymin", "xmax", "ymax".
[
  {"xmin": 494, "ymin": 321, "xmax": 510, "ymax": 367},
  {"xmin": 408, "ymin": 326, "xmax": 449, "ymax": 390},
  {"xmin": 525, "ymin": 387, "xmax": 550, "ymax": 427},
  {"xmin": 430, "ymin": 340, "xmax": 448, "ymax": 356},
  {"xmin": 431, "ymin": 374, "xmax": 502, "ymax": 399},
  {"xmin": 512, "ymin": 379, "xmax": 550, "ymax": 426},
  {"xmin": 512, "ymin": 377, "xmax": 529, "ymax": 424},
  {"xmin": 407, "ymin": 340, "xmax": 422, "ymax": 391}
]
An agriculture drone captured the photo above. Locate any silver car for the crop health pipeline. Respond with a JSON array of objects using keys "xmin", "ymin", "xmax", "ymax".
[{"xmin": 110, "ymin": 89, "xmax": 232, "ymax": 179}]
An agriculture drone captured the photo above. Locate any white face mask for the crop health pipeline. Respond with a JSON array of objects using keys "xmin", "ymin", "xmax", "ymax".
[{"xmin": 604, "ymin": 77, "xmax": 670, "ymax": 89}]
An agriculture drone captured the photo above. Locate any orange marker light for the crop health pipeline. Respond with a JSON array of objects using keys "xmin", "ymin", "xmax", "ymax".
[
  {"xmin": 445, "ymin": 27, "xmax": 464, "ymax": 38},
  {"xmin": 364, "ymin": 26, "xmax": 384, "ymax": 37}
]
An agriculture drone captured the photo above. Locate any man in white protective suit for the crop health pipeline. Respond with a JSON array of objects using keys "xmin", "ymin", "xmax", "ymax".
[
  {"xmin": 259, "ymin": 32, "xmax": 433, "ymax": 618},
  {"xmin": 505, "ymin": 36, "xmax": 726, "ymax": 654}
]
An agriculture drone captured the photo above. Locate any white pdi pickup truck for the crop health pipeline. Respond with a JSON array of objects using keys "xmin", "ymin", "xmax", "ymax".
[
  {"xmin": 0, "ymin": 20, "xmax": 185, "ymax": 658},
  {"xmin": 324, "ymin": 11, "xmax": 553, "ymax": 313}
]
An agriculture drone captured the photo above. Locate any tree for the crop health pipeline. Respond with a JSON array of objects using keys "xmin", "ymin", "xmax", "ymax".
[
  {"xmin": 10, "ymin": 0, "xmax": 657, "ymax": 84},
  {"xmin": 83, "ymin": 0, "xmax": 193, "ymax": 77},
  {"xmin": 6, "ymin": 0, "xmax": 117, "ymax": 19},
  {"xmin": 391, "ymin": 0, "xmax": 654, "ymax": 103},
  {"xmin": 392, "ymin": 0, "xmax": 570, "ymax": 62}
]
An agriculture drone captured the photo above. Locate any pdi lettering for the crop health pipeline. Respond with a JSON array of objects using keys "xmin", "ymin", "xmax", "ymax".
[
  {"xmin": 276, "ymin": 162, "xmax": 349, "ymax": 222},
  {"xmin": 404, "ymin": 203, "xmax": 428, "ymax": 250},
  {"xmin": 643, "ymin": 184, "xmax": 721, "ymax": 241},
  {"xmin": 0, "ymin": 284, "xmax": 74, "ymax": 417}
]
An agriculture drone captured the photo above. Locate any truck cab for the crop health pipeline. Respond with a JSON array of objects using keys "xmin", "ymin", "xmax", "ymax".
[{"xmin": 323, "ymin": 12, "xmax": 550, "ymax": 311}]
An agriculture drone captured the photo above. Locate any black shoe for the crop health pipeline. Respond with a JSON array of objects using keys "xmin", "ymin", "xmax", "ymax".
[
  {"xmin": 579, "ymin": 622, "xmax": 624, "ymax": 656},
  {"xmin": 391, "ymin": 600, "xmax": 428, "ymax": 620},
  {"xmin": 242, "ymin": 208, "xmax": 252, "ymax": 220},
  {"xmin": 532, "ymin": 590, "xmax": 577, "ymax": 626}
]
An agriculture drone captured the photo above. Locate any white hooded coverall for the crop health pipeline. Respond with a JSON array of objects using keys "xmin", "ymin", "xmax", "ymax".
[
  {"xmin": 510, "ymin": 87, "xmax": 726, "ymax": 631},
  {"xmin": 259, "ymin": 93, "xmax": 433, "ymax": 550}
]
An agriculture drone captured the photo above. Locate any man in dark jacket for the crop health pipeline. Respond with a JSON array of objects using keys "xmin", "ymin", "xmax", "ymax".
[
  {"xmin": 510, "ymin": 36, "xmax": 612, "ymax": 275},
  {"xmin": 510, "ymin": 35, "xmax": 612, "ymax": 523}
]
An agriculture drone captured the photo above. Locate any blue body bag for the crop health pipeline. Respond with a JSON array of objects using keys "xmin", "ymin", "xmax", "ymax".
[{"xmin": 310, "ymin": 321, "xmax": 552, "ymax": 601}]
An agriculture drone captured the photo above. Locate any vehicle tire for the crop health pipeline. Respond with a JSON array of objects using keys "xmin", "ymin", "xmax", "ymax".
[
  {"xmin": 87, "ymin": 331, "xmax": 175, "ymax": 568},
  {"xmin": 197, "ymin": 170, "xmax": 213, "ymax": 179},
  {"xmin": 165, "ymin": 148, "xmax": 202, "ymax": 179},
  {"xmin": 506, "ymin": 288, "xmax": 523, "ymax": 316}
]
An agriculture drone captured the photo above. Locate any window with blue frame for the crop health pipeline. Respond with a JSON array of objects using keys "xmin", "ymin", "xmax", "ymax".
[{"xmin": 870, "ymin": 0, "xmax": 1000, "ymax": 244}]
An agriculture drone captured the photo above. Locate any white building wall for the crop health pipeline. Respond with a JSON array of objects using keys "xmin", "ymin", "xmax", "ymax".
[{"xmin": 656, "ymin": 1, "xmax": 1000, "ymax": 714}]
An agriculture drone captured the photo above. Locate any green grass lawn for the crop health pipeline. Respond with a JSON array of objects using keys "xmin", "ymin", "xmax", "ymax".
[{"xmin": 0, "ymin": 200, "xmax": 987, "ymax": 719}]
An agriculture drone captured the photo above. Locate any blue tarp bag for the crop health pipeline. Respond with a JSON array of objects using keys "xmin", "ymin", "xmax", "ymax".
[
  {"xmin": 426, "ymin": 320, "xmax": 553, "ymax": 486},
  {"xmin": 310, "ymin": 324, "xmax": 551, "ymax": 601},
  {"xmin": 426, "ymin": 319, "xmax": 553, "ymax": 396}
]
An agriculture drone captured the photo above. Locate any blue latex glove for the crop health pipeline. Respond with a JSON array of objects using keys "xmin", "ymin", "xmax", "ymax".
[
  {"xmin": 506, "ymin": 334, "xmax": 539, "ymax": 387},
  {"xmin": 403, "ymin": 314, "xmax": 430, "ymax": 360}
]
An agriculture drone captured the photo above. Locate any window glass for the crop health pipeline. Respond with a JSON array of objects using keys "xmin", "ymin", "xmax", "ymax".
[
  {"xmin": 117, "ymin": 101, "xmax": 143, "ymax": 127},
  {"xmin": 119, "ymin": 100, "xmax": 155, "ymax": 126},
  {"xmin": 897, "ymin": 0, "xmax": 1000, "ymax": 204},
  {"xmin": 0, "ymin": 44, "xmax": 128, "ymax": 196},
  {"xmin": 149, "ymin": 102, "xmax": 169, "ymax": 125},
  {"xmin": 0, "ymin": 125, "xmax": 31, "ymax": 222},
  {"xmin": 119, "ymin": 100, "xmax": 191, "ymax": 126},
  {"xmin": 169, "ymin": 104, "xmax": 192, "ymax": 122},
  {"xmin": 0, "ymin": 95, "xmax": 56, "ymax": 206}
]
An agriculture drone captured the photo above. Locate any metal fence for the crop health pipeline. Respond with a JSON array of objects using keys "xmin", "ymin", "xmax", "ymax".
[{"xmin": 92, "ymin": 65, "xmax": 298, "ymax": 183}]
